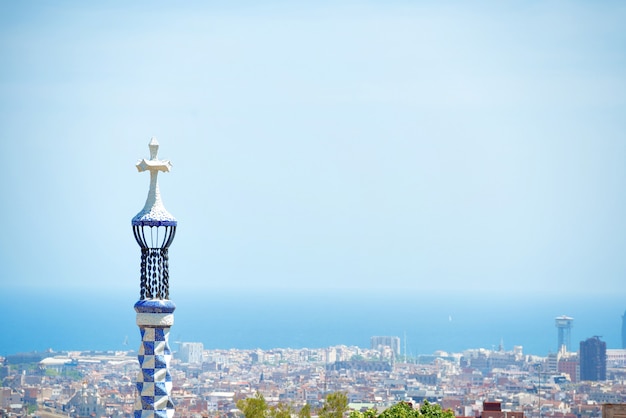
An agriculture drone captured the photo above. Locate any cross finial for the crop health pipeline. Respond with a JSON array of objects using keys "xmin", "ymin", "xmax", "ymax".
[
  {"xmin": 132, "ymin": 137, "xmax": 177, "ymax": 227},
  {"xmin": 137, "ymin": 137, "xmax": 172, "ymax": 174}
]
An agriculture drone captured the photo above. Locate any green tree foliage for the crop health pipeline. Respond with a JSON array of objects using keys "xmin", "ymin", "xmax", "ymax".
[
  {"xmin": 351, "ymin": 401, "xmax": 454, "ymax": 418},
  {"xmin": 299, "ymin": 403, "xmax": 312, "ymax": 418},
  {"xmin": 44, "ymin": 368, "xmax": 60, "ymax": 377},
  {"xmin": 236, "ymin": 392, "xmax": 268, "ymax": 418},
  {"xmin": 236, "ymin": 392, "xmax": 452, "ymax": 418},
  {"xmin": 418, "ymin": 400, "xmax": 455, "ymax": 418},
  {"xmin": 318, "ymin": 392, "xmax": 349, "ymax": 418},
  {"xmin": 378, "ymin": 402, "xmax": 419, "ymax": 418},
  {"xmin": 349, "ymin": 408, "xmax": 378, "ymax": 418},
  {"xmin": 269, "ymin": 402, "xmax": 295, "ymax": 418},
  {"xmin": 236, "ymin": 392, "xmax": 299, "ymax": 418}
]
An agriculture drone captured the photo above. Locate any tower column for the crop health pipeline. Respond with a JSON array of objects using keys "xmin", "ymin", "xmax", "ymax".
[
  {"xmin": 134, "ymin": 300, "xmax": 176, "ymax": 418},
  {"xmin": 132, "ymin": 138, "xmax": 178, "ymax": 418}
]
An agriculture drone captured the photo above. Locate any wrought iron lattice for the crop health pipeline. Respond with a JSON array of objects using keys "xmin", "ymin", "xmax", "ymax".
[{"xmin": 133, "ymin": 224, "xmax": 177, "ymax": 299}]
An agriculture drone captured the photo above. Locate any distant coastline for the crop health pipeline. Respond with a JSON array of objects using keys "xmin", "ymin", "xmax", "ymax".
[{"xmin": 2, "ymin": 287, "xmax": 623, "ymax": 357}]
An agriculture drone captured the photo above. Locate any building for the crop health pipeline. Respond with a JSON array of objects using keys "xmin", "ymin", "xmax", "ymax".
[
  {"xmin": 481, "ymin": 401, "xmax": 524, "ymax": 418},
  {"xmin": 603, "ymin": 404, "xmax": 626, "ymax": 418},
  {"xmin": 180, "ymin": 342, "xmax": 204, "ymax": 364},
  {"xmin": 622, "ymin": 310, "xmax": 626, "ymax": 349},
  {"xmin": 370, "ymin": 336, "xmax": 400, "ymax": 357},
  {"xmin": 606, "ymin": 349, "xmax": 626, "ymax": 367},
  {"xmin": 580, "ymin": 336, "xmax": 606, "ymax": 381},
  {"xmin": 66, "ymin": 382, "xmax": 104, "ymax": 418},
  {"xmin": 555, "ymin": 315, "xmax": 574, "ymax": 352},
  {"xmin": 557, "ymin": 352, "xmax": 579, "ymax": 383}
]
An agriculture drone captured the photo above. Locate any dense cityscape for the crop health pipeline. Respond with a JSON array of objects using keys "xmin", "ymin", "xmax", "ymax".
[
  {"xmin": 2, "ymin": 141, "xmax": 624, "ymax": 418},
  {"xmin": 2, "ymin": 2, "xmax": 625, "ymax": 418},
  {"xmin": 2, "ymin": 329, "xmax": 626, "ymax": 418}
]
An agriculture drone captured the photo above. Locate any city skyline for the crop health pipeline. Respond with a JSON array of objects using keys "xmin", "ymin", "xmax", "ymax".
[
  {"xmin": 5, "ymin": 341, "xmax": 626, "ymax": 418},
  {"xmin": 1, "ymin": 3, "xmax": 625, "ymax": 301},
  {"xmin": 1, "ymin": 285, "xmax": 623, "ymax": 356}
]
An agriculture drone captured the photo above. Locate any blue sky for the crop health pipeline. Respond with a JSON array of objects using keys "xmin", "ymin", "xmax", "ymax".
[{"xmin": 1, "ymin": 1, "xmax": 625, "ymax": 299}]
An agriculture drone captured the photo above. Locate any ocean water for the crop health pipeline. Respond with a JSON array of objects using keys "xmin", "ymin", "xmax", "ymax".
[{"xmin": 2, "ymin": 287, "xmax": 624, "ymax": 357}]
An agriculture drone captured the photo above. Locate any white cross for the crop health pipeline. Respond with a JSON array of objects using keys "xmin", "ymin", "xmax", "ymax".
[
  {"xmin": 136, "ymin": 137, "xmax": 172, "ymax": 174},
  {"xmin": 133, "ymin": 137, "xmax": 176, "ymax": 225}
]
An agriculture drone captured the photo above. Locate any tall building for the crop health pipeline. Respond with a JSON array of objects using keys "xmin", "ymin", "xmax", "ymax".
[
  {"xmin": 622, "ymin": 310, "xmax": 626, "ymax": 349},
  {"xmin": 370, "ymin": 336, "xmax": 401, "ymax": 356},
  {"xmin": 132, "ymin": 138, "xmax": 178, "ymax": 418},
  {"xmin": 579, "ymin": 336, "xmax": 606, "ymax": 381},
  {"xmin": 555, "ymin": 315, "xmax": 574, "ymax": 352},
  {"xmin": 180, "ymin": 343, "xmax": 204, "ymax": 364}
]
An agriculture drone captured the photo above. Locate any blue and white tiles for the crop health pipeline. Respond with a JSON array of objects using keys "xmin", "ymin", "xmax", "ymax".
[{"xmin": 132, "ymin": 139, "xmax": 178, "ymax": 418}]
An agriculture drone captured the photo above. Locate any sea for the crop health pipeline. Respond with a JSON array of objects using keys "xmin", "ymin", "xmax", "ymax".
[{"xmin": 2, "ymin": 287, "xmax": 624, "ymax": 358}]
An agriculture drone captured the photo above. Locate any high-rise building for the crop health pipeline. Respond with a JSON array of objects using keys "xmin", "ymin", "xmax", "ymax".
[
  {"xmin": 579, "ymin": 336, "xmax": 606, "ymax": 381},
  {"xmin": 555, "ymin": 315, "xmax": 574, "ymax": 352},
  {"xmin": 180, "ymin": 343, "xmax": 204, "ymax": 364},
  {"xmin": 132, "ymin": 139, "xmax": 178, "ymax": 418},
  {"xmin": 622, "ymin": 310, "xmax": 626, "ymax": 349},
  {"xmin": 370, "ymin": 336, "xmax": 401, "ymax": 356}
]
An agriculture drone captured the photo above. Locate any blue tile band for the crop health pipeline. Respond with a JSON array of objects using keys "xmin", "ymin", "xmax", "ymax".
[
  {"xmin": 134, "ymin": 310, "xmax": 175, "ymax": 418},
  {"xmin": 135, "ymin": 300, "xmax": 176, "ymax": 314}
]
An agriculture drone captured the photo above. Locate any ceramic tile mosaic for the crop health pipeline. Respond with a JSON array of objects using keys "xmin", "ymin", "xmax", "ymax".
[
  {"xmin": 134, "ymin": 300, "xmax": 176, "ymax": 418},
  {"xmin": 132, "ymin": 140, "xmax": 178, "ymax": 418}
]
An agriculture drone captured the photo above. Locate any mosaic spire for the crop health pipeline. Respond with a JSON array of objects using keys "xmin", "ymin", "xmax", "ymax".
[
  {"xmin": 133, "ymin": 138, "xmax": 177, "ymax": 418},
  {"xmin": 132, "ymin": 137, "xmax": 177, "ymax": 300}
]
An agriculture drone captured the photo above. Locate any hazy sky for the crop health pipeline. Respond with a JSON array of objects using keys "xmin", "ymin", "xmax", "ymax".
[{"xmin": 1, "ymin": 1, "xmax": 625, "ymax": 299}]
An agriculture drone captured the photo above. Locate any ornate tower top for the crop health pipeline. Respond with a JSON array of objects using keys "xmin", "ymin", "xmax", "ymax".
[
  {"xmin": 132, "ymin": 137, "xmax": 177, "ymax": 227},
  {"xmin": 131, "ymin": 138, "xmax": 177, "ymax": 418},
  {"xmin": 132, "ymin": 137, "xmax": 177, "ymax": 300}
]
